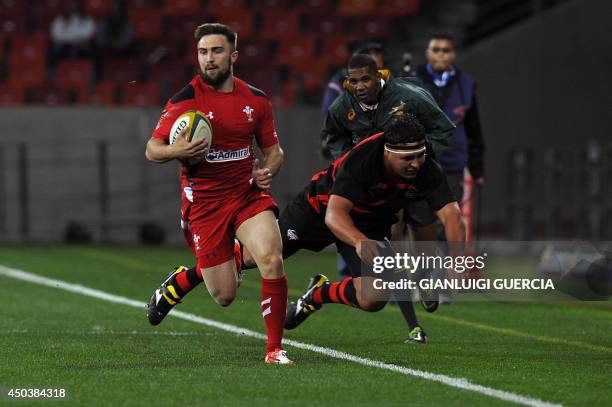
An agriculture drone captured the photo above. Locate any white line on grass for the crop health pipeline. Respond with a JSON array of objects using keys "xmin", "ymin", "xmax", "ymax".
[{"xmin": 0, "ymin": 265, "xmax": 561, "ymax": 407}]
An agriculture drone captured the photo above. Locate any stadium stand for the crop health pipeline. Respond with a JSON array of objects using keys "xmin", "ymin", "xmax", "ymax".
[{"xmin": 0, "ymin": 0, "xmax": 571, "ymax": 108}]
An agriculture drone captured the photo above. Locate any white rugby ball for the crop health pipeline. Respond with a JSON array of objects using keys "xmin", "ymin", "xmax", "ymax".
[{"xmin": 169, "ymin": 110, "xmax": 213, "ymax": 148}]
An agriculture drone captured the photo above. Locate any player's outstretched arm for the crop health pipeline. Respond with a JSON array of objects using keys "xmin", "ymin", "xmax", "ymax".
[
  {"xmin": 145, "ymin": 128, "xmax": 209, "ymax": 164},
  {"xmin": 436, "ymin": 201, "xmax": 466, "ymax": 252},
  {"xmin": 326, "ymin": 195, "xmax": 378, "ymax": 263}
]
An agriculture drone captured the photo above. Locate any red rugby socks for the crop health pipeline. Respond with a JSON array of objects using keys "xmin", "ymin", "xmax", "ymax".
[
  {"xmin": 173, "ymin": 266, "xmax": 203, "ymax": 297},
  {"xmin": 261, "ymin": 276, "xmax": 288, "ymax": 352},
  {"xmin": 312, "ymin": 277, "xmax": 358, "ymax": 307}
]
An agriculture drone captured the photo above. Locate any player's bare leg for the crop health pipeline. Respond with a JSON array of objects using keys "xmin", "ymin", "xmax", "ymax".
[
  {"xmin": 236, "ymin": 210, "xmax": 292, "ymax": 364},
  {"xmin": 199, "ymin": 261, "xmax": 238, "ymax": 307}
]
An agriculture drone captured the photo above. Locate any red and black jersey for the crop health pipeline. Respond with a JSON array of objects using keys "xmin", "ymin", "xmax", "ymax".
[
  {"xmin": 152, "ymin": 75, "xmax": 279, "ymax": 201},
  {"xmin": 305, "ymin": 133, "xmax": 455, "ymax": 227}
]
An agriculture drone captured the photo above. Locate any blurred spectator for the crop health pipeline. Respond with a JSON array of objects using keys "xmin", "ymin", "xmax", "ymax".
[
  {"xmin": 321, "ymin": 41, "xmax": 386, "ymax": 123},
  {"xmin": 50, "ymin": 0, "xmax": 95, "ymax": 63},
  {"xmin": 95, "ymin": 0, "xmax": 133, "ymax": 55},
  {"xmin": 319, "ymin": 40, "xmax": 387, "ymax": 281},
  {"xmin": 416, "ymin": 33, "xmax": 485, "ymax": 203}
]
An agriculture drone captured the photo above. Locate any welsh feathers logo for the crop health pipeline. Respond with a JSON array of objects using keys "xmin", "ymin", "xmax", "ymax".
[{"xmin": 243, "ymin": 106, "xmax": 254, "ymax": 122}]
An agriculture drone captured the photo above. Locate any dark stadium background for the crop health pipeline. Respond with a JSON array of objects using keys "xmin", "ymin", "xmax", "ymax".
[{"xmin": 0, "ymin": 0, "xmax": 610, "ymax": 245}]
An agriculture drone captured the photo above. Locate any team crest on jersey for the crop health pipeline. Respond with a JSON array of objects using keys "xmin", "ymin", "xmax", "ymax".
[
  {"xmin": 389, "ymin": 101, "xmax": 406, "ymax": 117},
  {"xmin": 347, "ymin": 108, "xmax": 356, "ymax": 121},
  {"xmin": 206, "ymin": 147, "xmax": 250, "ymax": 162},
  {"xmin": 243, "ymin": 105, "xmax": 254, "ymax": 122}
]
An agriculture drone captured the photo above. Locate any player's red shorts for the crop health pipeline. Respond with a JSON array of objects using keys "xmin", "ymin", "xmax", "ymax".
[{"xmin": 180, "ymin": 188, "xmax": 277, "ymax": 268}]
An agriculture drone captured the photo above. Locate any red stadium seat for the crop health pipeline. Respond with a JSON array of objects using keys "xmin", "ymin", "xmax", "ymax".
[
  {"xmin": 102, "ymin": 58, "xmax": 142, "ymax": 83},
  {"xmin": 235, "ymin": 67, "xmax": 273, "ymax": 97},
  {"xmin": 0, "ymin": 85, "xmax": 25, "ymax": 106},
  {"xmin": 296, "ymin": 62, "xmax": 328, "ymax": 93},
  {"xmin": 162, "ymin": 0, "xmax": 201, "ymax": 17},
  {"xmin": 337, "ymin": 0, "xmax": 377, "ymax": 16},
  {"xmin": 278, "ymin": 81, "xmax": 296, "ymax": 107},
  {"xmin": 276, "ymin": 36, "xmax": 316, "ymax": 72},
  {"xmin": 210, "ymin": 11, "xmax": 254, "ymax": 37},
  {"xmin": 29, "ymin": 87, "xmax": 72, "ymax": 106},
  {"xmin": 130, "ymin": 10, "xmax": 162, "ymax": 40},
  {"xmin": 56, "ymin": 60, "xmax": 94, "ymax": 88},
  {"xmin": 293, "ymin": 0, "xmax": 335, "ymax": 15},
  {"xmin": 304, "ymin": 14, "xmax": 346, "ymax": 35},
  {"xmin": 320, "ymin": 35, "xmax": 359, "ymax": 68},
  {"xmin": 251, "ymin": 0, "xmax": 291, "ymax": 10},
  {"xmin": 91, "ymin": 81, "xmax": 117, "ymax": 106},
  {"xmin": 259, "ymin": 11, "xmax": 301, "ymax": 41},
  {"xmin": 380, "ymin": 0, "xmax": 420, "ymax": 16},
  {"xmin": 235, "ymin": 39, "xmax": 272, "ymax": 68},
  {"xmin": 0, "ymin": 14, "xmax": 27, "ymax": 35},
  {"xmin": 84, "ymin": 0, "xmax": 112, "ymax": 17},
  {"xmin": 206, "ymin": 0, "xmax": 247, "ymax": 15},
  {"xmin": 8, "ymin": 33, "xmax": 48, "ymax": 67},
  {"xmin": 348, "ymin": 17, "xmax": 391, "ymax": 37},
  {"xmin": 123, "ymin": 82, "xmax": 161, "ymax": 106},
  {"xmin": 8, "ymin": 65, "xmax": 46, "ymax": 88},
  {"xmin": 0, "ymin": 0, "xmax": 27, "ymax": 17}
]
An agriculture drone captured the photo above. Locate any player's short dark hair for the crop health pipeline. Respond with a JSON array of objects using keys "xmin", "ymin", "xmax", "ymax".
[
  {"xmin": 347, "ymin": 54, "xmax": 378, "ymax": 73},
  {"xmin": 194, "ymin": 23, "xmax": 237, "ymax": 51},
  {"xmin": 384, "ymin": 113, "xmax": 426, "ymax": 145},
  {"xmin": 430, "ymin": 32, "xmax": 454, "ymax": 44}
]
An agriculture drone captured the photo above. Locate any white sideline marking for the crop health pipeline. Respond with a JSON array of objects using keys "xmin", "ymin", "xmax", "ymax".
[{"xmin": 0, "ymin": 265, "xmax": 561, "ymax": 407}]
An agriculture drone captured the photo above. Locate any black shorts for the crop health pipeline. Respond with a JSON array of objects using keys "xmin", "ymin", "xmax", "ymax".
[
  {"xmin": 278, "ymin": 192, "xmax": 389, "ymax": 277},
  {"xmin": 403, "ymin": 198, "xmax": 439, "ymax": 228}
]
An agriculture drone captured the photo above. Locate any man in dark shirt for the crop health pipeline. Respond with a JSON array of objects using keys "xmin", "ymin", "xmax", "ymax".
[{"xmin": 239, "ymin": 113, "xmax": 465, "ymax": 342}]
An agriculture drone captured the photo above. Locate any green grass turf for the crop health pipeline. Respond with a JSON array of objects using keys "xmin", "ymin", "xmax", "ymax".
[{"xmin": 0, "ymin": 245, "xmax": 610, "ymax": 406}]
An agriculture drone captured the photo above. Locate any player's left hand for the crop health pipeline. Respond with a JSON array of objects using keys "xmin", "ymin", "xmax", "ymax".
[{"xmin": 252, "ymin": 159, "xmax": 273, "ymax": 189}]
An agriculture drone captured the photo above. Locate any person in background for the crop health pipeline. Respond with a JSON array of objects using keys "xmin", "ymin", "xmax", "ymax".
[
  {"xmin": 320, "ymin": 41, "xmax": 387, "ymax": 282},
  {"xmin": 416, "ymin": 33, "xmax": 485, "ymax": 204},
  {"xmin": 50, "ymin": 0, "xmax": 95, "ymax": 63}
]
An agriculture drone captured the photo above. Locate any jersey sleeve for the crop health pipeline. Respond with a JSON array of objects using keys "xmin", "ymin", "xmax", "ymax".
[
  {"xmin": 254, "ymin": 98, "xmax": 279, "ymax": 149},
  {"xmin": 330, "ymin": 155, "xmax": 369, "ymax": 203},
  {"xmin": 151, "ymin": 100, "xmax": 196, "ymax": 141}
]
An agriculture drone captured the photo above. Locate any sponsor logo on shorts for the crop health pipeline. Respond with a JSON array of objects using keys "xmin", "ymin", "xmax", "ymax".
[
  {"xmin": 287, "ymin": 229, "xmax": 299, "ymax": 241},
  {"xmin": 193, "ymin": 234, "xmax": 201, "ymax": 251},
  {"xmin": 206, "ymin": 147, "xmax": 250, "ymax": 163}
]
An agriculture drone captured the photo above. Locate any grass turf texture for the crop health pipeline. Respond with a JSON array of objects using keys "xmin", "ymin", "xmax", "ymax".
[{"xmin": 0, "ymin": 245, "xmax": 610, "ymax": 406}]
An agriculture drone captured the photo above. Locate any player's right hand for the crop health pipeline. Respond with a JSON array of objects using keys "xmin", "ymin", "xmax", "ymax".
[
  {"xmin": 171, "ymin": 126, "xmax": 209, "ymax": 162},
  {"xmin": 356, "ymin": 240, "xmax": 387, "ymax": 266}
]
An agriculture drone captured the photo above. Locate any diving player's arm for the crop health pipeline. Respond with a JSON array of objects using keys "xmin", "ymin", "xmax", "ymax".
[
  {"xmin": 252, "ymin": 144, "xmax": 284, "ymax": 190},
  {"xmin": 436, "ymin": 202, "xmax": 466, "ymax": 256},
  {"xmin": 145, "ymin": 128, "xmax": 209, "ymax": 163},
  {"xmin": 325, "ymin": 195, "xmax": 376, "ymax": 262},
  {"xmin": 390, "ymin": 209, "xmax": 406, "ymax": 240}
]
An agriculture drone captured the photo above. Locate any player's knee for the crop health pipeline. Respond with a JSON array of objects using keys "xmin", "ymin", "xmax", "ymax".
[
  {"xmin": 213, "ymin": 293, "xmax": 235, "ymax": 307},
  {"xmin": 358, "ymin": 299, "xmax": 386, "ymax": 312},
  {"xmin": 208, "ymin": 288, "xmax": 236, "ymax": 307},
  {"xmin": 256, "ymin": 252, "xmax": 283, "ymax": 276}
]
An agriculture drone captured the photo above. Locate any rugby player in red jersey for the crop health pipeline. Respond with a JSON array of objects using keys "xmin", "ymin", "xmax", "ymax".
[{"xmin": 145, "ymin": 23, "xmax": 292, "ymax": 364}]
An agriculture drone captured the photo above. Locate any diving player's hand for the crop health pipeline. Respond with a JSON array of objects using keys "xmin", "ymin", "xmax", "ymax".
[
  {"xmin": 355, "ymin": 240, "xmax": 386, "ymax": 266},
  {"xmin": 252, "ymin": 159, "xmax": 273, "ymax": 190},
  {"xmin": 171, "ymin": 126, "xmax": 209, "ymax": 164}
]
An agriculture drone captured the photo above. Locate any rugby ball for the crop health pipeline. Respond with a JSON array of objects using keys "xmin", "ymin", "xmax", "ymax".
[{"xmin": 169, "ymin": 110, "xmax": 213, "ymax": 147}]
